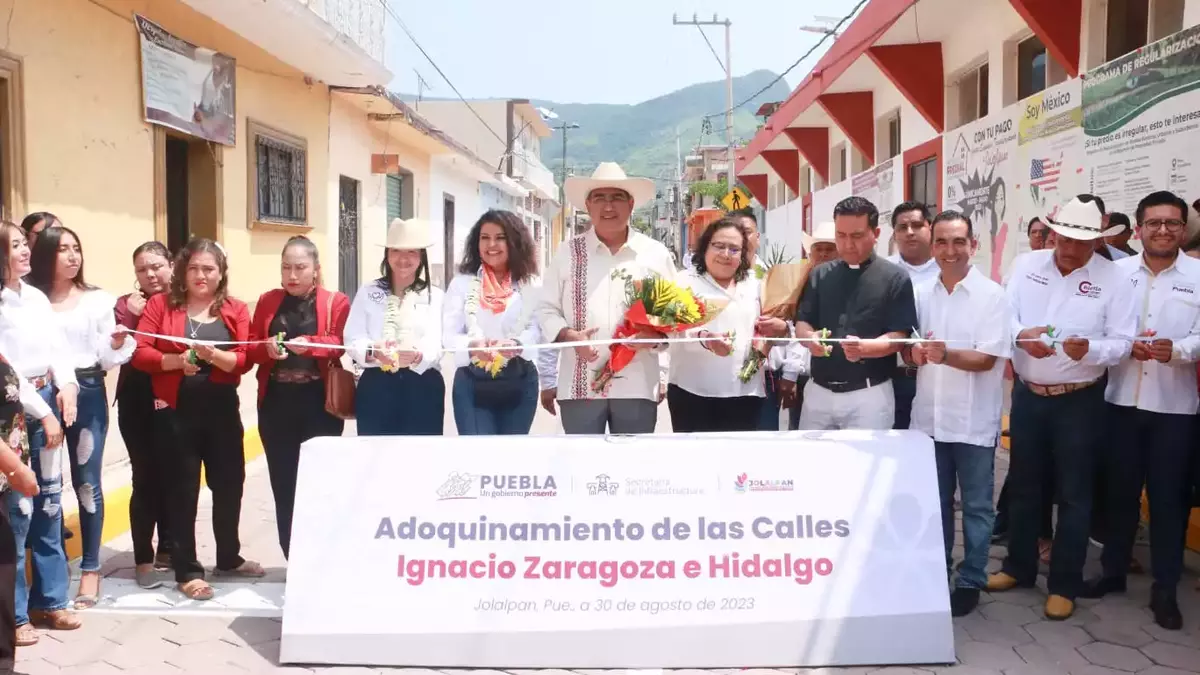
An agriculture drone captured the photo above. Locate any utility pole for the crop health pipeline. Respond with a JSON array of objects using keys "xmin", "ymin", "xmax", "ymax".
[
  {"xmin": 672, "ymin": 13, "xmax": 736, "ymax": 191},
  {"xmin": 554, "ymin": 121, "xmax": 580, "ymax": 240}
]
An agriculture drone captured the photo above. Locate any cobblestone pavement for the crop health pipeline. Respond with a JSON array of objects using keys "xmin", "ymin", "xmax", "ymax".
[{"xmin": 21, "ymin": 368, "xmax": 1200, "ymax": 674}]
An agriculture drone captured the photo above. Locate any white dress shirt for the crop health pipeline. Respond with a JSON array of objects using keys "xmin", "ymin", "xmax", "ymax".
[
  {"xmin": 889, "ymin": 254, "xmax": 940, "ymax": 368},
  {"xmin": 0, "ymin": 281, "xmax": 77, "ymax": 419},
  {"xmin": 1105, "ymin": 253, "xmax": 1200, "ymax": 415},
  {"xmin": 911, "ymin": 268, "xmax": 1012, "ymax": 447},
  {"xmin": 345, "ymin": 281, "xmax": 444, "ymax": 374},
  {"xmin": 442, "ymin": 272, "xmax": 542, "ymax": 369},
  {"xmin": 669, "ymin": 270, "xmax": 766, "ymax": 398},
  {"xmin": 781, "ymin": 341, "xmax": 811, "ymax": 381},
  {"xmin": 535, "ymin": 228, "xmax": 677, "ymax": 401},
  {"xmin": 1007, "ymin": 249, "xmax": 1138, "ymax": 385},
  {"xmin": 52, "ymin": 289, "xmax": 135, "ymax": 371}
]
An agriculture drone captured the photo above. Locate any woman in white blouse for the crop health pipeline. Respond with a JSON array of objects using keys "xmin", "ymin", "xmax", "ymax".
[
  {"xmin": 667, "ymin": 218, "xmax": 789, "ymax": 432},
  {"xmin": 0, "ymin": 220, "xmax": 81, "ymax": 639},
  {"xmin": 443, "ymin": 210, "xmax": 541, "ymax": 435},
  {"xmin": 28, "ymin": 226, "xmax": 134, "ymax": 609},
  {"xmin": 345, "ymin": 218, "xmax": 445, "ymax": 435}
]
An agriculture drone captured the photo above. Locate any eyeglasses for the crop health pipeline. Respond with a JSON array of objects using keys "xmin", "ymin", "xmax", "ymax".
[
  {"xmin": 1142, "ymin": 218, "xmax": 1186, "ymax": 232},
  {"xmin": 588, "ymin": 192, "xmax": 631, "ymax": 205},
  {"xmin": 710, "ymin": 242, "xmax": 742, "ymax": 256}
]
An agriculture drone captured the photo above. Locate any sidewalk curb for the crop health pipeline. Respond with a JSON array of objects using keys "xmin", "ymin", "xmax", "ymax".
[{"xmin": 61, "ymin": 427, "xmax": 265, "ymax": 562}]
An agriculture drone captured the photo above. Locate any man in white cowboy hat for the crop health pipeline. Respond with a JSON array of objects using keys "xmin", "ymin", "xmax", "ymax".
[
  {"xmin": 987, "ymin": 196, "xmax": 1138, "ymax": 621},
  {"xmin": 534, "ymin": 162, "xmax": 677, "ymax": 434},
  {"xmin": 777, "ymin": 221, "xmax": 839, "ymax": 429},
  {"xmin": 1080, "ymin": 190, "xmax": 1200, "ymax": 630}
]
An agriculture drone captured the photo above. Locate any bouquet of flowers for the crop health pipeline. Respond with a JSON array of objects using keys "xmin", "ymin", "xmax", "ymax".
[
  {"xmin": 592, "ymin": 271, "xmax": 725, "ymax": 393},
  {"xmin": 737, "ymin": 333, "xmax": 770, "ymax": 383}
]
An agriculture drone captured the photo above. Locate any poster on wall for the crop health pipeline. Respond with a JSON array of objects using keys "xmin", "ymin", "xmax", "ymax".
[
  {"xmin": 1082, "ymin": 23, "xmax": 1200, "ymax": 215},
  {"xmin": 1013, "ymin": 79, "xmax": 1085, "ymax": 256},
  {"xmin": 136, "ymin": 15, "xmax": 236, "ymax": 146},
  {"xmin": 852, "ymin": 158, "xmax": 902, "ymax": 256},
  {"xmin": 944, "ymin": 111, "xmax": 1017, "ymax": 282}
]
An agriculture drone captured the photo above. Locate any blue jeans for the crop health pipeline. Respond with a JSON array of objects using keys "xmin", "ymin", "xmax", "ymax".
[
  {"xmin": 452, "ymin": 366, "xmax": 538, "ymax": 435},
  {"xmin": 935, "ymin": 440, "xmax": 995, "ymax": 590},
  {"xmin": 11, "ymin": 383, "xmax": 70, "ymax": 625},
  {"xmin": 757, "ymin": 369, "xmax": 783, "ymax": 430},
  {"xmin": 67, "ymin": 373, "xmax": 108, "ymax": 572}
]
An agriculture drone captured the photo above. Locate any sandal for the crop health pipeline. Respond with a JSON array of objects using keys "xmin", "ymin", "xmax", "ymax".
[
  {"xmin": 74, "ymin": 571, "xmax": 101, "ymax": 609},
  {"xmin": 27, "ymin": 609, "xmax": 81, "ymax": 631},
  {"xmin": 15, "ymin": 624, "xmax": 38, "ymax": 647},
  {"xmin": 214, "ymin": 560, "xmax": 266, "ymax": 578},
  {"xmin": 177, "ymin": 579, "xmax": 214, "ymax": 601}
]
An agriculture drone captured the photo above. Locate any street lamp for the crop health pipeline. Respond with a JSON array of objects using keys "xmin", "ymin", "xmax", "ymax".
[{"xmin": 555, "ymin": 122, "xmax": 580, "ymax": 239}]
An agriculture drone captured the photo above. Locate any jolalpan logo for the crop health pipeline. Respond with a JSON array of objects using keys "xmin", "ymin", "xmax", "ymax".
[{"xmin": 735, "ymin": 473, "xmax": 795, "ymax": 493}]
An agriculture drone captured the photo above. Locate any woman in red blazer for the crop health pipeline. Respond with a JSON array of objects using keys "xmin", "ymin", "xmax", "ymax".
[
  {"xmin": 249, "ymin": 236, "xmax": 349, "ymax": 559},
  {"xmin": 131, "ymin": 238, "xmax": 261, "ymax": 602}
]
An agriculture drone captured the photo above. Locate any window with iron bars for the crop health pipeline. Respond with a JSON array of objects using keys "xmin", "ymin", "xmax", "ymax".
[{"xmin": 254, "ymin": 132, "xmax": 307, "ymax": 224}]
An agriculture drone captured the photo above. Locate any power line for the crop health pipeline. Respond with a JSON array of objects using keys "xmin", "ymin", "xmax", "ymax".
[{"xmin": 701, "ymin": 0, "xmax": 870, "ymax": 123}]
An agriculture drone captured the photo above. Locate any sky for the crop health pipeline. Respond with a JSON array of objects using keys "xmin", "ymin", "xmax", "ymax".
[{"xmin": 382, "ymin": 0, "xmax": 864, "ymax": 105}]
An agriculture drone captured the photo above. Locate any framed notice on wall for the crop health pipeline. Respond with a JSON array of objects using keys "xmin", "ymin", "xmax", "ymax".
[{"xmin": 135, "ymin": 15, "xmax": 236, "ymax": 146}]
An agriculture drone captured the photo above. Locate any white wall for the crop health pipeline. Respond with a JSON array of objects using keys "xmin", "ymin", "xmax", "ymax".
[
  {"xmin": 764, "ymin": 198, "xmax": 804, "ymax": 262},
  {"xmin": 429, "ymin": 158, "xmax": 483, "ymax": 284},
  {"xmin": 871, "ymin": 78, "xmax": 937, "ymax": 154},
  {"xmin": 328, "ymin": 95, "xmax": 391, "ymax": 291},
  {"xmin": 413, "ymin": 100, "xmax": 509, "ymax": 169}
]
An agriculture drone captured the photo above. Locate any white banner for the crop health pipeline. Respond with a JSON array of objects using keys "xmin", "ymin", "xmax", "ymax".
[{"xmin": 282, "ymin": 431, "xmax": 954, "ymax": 669}]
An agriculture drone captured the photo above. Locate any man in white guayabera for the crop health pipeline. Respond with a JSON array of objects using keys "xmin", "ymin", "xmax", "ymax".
[{"xmin": 534, "ymin": 162, "xmax": 676, "ymax": 434}]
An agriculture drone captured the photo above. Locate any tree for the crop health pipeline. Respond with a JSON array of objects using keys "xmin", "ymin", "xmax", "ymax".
[
  {"xmin": 631, "ymin": 215, "xmax": 653, "ymax": 235},
  {"xmin": 688, "ymin": 179, "xmax": 730, "ymax": 211}
]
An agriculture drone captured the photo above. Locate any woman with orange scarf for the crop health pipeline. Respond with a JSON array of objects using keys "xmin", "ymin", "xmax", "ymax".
[{"xmin": 443, "ymin": 210, "xmax": 541, "ymax": 435}]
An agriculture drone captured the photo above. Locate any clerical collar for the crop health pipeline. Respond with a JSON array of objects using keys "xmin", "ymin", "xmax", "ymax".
[{"xmin": 845, "ymin": 253, "xmax": 876, "ymax": 270}]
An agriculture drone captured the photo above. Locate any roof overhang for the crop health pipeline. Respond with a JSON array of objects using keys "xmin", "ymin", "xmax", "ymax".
[{"xmin": 513, "ymin": 100, "xmax": 554, "ymax": 137}]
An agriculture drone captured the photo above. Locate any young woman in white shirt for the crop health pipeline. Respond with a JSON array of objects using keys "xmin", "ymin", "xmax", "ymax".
[
  {"xmin": 667, "ymin": 218, "xmax": 789, "ymax": 432},
  {"xmin": 0, "ymin": 220, "xmax": 80, "ymax": 640},
  {"xmin": 443, "ymin": 210, "xmax": 541, "ymax": 435},
  {"xmin": 345, "ymin": 218, "xmax": 445, "ymax": 435},
  {"xmin": 28, "ymin": 226, "xmax": 134, "ymax": 609}
]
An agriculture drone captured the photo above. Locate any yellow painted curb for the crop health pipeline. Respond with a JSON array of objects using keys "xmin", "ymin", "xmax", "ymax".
[{"xmin": 60, "ymin": 426, "xmax": 264, "ymax": 562}]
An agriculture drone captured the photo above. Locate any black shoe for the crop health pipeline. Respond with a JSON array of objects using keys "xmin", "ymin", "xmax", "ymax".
[
  {"xmin": 950, "ymin": 588, "xmax": 981, "ymax": 617},
  {"xmin": 1079, "ymin": 576, "xmax": 1126, "ymax": 599},
  {"xmin": 1150, "ymin": 588, "xmax": 1183, "ymax": 630}
]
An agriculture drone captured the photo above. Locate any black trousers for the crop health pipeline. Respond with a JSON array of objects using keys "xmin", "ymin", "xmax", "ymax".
[
  {"xmin": 995, "ymin": 471, "xmax": 1054, "ymax": 539},
  {"xmin": 0, "ymin": 494, "xmax": 15, "ymax": 670},
  {"xmin": 118, "ymin": 379, "xmax": 173, "ymax": 566},
  {"xmin": 1002, "ymin": 380, "xmax": 1105, "ymax": 599},
  {"xmin": 157, "ymin": 380, "xmax": 246, "ymax": 583},
  {"xmin": 1098, "ymin": 405, "xmax": 1193, "ymax": 590},
  {"xmin": 892, "ymin": 368, "xmax": 917, "ymax": 430},
  {"xmin": 259, "ymin": 380, "xmax": 344, "ymax": 559},
  {"xmin": 666, "ymin": 384, "xmax": 762, "ymax": 432}
]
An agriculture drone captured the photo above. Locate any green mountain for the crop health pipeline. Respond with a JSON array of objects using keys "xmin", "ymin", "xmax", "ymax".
[{"xmin": 532, "ymin": 69, "xmax": 792, "ymax": 183}]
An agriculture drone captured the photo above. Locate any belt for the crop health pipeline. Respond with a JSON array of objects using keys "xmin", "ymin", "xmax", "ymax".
[
  {"xmin": 75, "ymin": 365, "xmax": 104, "ymax": 379},
  {"xmin": 895, "ymin": 365, "xmax": 919, "ymax": 377},
  {"xmin": 814, "ymin": 375, "xmax": 890, "ymax": 394},
  {"xmin": 1024, "ymin": 377, "xmax": 1101, "ymax": 397},
  {"xmin": 27, "ymin": 373, "xmax": 50, "ymax": 390}
]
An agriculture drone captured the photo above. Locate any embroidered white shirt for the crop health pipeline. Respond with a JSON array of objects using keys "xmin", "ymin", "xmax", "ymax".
[
  {"xmin": 535, "ymin": 228, "xmax": 677, "ymax": 401},
  {"xmin": 51, "ymin": 289, "xmax": 135, "ymax": 371},
  {"xmin": 345, "ymin": 281, "xmax": 444, "ymax": 374},
  {"xmin": 0, "ymin": 281, "xmax": 77, "ymax": 419},
  {"xmin": 1105, "ymin": 253, "xmax": 1200, "ymax": 415},
  {"xmin": 911, "ymin": 267, "xmax": 1012, "ymax": 447},
  {"xmin": 442, "ymin": 272, "xmax": 542, "ymax": 370},
  {"xmin": 669, "ymin": 270, "xmax": 766, "ymax": 398},
  {"xmin": 1007, "ymin": 249, "xmax": 1137, "ymax": 385}
]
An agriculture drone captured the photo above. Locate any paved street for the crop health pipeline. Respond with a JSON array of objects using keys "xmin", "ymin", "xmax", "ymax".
[{"xmin": 21, "ymin": 362, "xmax": 1200, "ymax": 674}]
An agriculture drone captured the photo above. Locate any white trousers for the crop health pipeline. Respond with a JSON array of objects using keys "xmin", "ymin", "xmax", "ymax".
[{"xmin": 798, "ymin": 379, "xmax": 895, "ymax": 430}]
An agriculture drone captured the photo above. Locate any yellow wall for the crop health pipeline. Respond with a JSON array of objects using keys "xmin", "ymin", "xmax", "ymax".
[{"xmin": 5, "ymin": 0, "xmax": 331, "ymax": 302}]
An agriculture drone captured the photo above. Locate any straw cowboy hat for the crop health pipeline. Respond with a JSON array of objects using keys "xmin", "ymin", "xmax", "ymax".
[
  {"xmin": 801, "ymin": 221, "xmax": 837, "ymax": 254},
  {"xmin": 382, "ymin": 218, "xmax": 433, "ymax": 249},
  {"xmin": 564, "ymin": 162, "xmax": 656, "ymax": 211},
  {"xmin": 1045, "ymin": 197, "xmax": 1126, "ymax": 241}
]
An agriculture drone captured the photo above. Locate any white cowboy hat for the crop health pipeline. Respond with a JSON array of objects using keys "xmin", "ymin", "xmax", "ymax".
[
  {"xmin": 801, "ymin": 221, "xmax": 837, "ymax": 254},
  {"xmin": 381, "ymin": 218, "xmax": 433, "ymax": 250},
  {"xmin": 1045, "ymin": 197, "xmax": 1126, "ymax": 241},
  {"xmin": 564, "ymin": 162, "xmax": 656, "ymax": 211}
]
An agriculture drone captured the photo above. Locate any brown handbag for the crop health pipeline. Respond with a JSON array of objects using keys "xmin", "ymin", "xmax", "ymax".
[{"xmin": 321, "ymin": 291, "xmax": 356, "ymax": 419}]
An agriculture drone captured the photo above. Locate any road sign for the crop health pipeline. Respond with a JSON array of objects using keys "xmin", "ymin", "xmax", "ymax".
[{"xmin": 721, "ymin": 187, "xmax": 750, "ymax": 211}]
